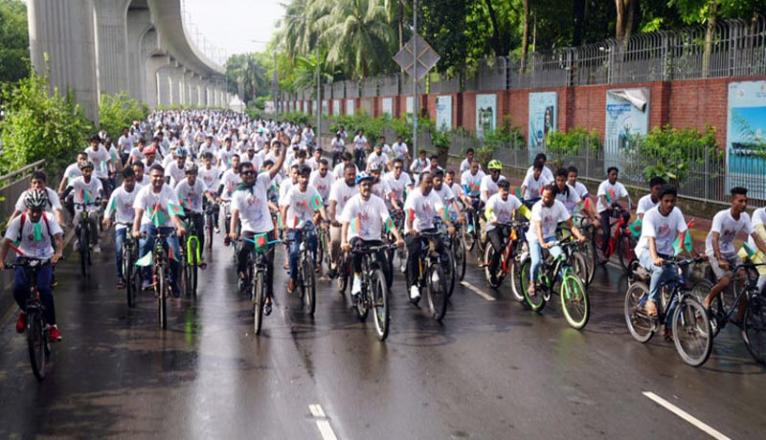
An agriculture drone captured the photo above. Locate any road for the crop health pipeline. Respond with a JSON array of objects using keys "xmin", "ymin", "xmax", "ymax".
[{"xmin": 0, "ymin": 232, "xmax": 763, "ymax": 439}]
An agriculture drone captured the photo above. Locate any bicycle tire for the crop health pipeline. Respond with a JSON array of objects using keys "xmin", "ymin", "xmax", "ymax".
[
  {"xmin": 445, "ymin": 251, "xmax": 456, "ymax": 298},
  {"xmin": 572, "ymin": 252, "xmax": 589, "ymax": 286},
  {"xmin": 672, "ymin": 295, "xmax": 712, "ymax": 367},
  {"xmin": 371, "ymin": 268, "xmax": 390, "ymax": 341},
  {"xmin": 157, "ymin": 268, "xmax": 167, "ymax": 329},
  {"xmin": 624, "ymin": 281, "xmax": 654, "ymax": 343},
  {"xmin": 253, "ymin": 270, "xmax": 265, "ymax": 335},
  {"xmin": 521, "ymin": 260, "xmax": 546, "ymax": 312},
  {"xmin": 560, "ymin": 270, "xmax": 590, "ymax": 330},
  {"xmin": 302, "ymin": 256, "xmax": 316, "ymax": 316},
  {"xmin": 617, "ymin": 234, "xmax": 636, "ymax": 273},
  {"xmin": 79, "ymin": 225, "xmax": 90, "ymax": 278},
  {"xmin": 689, "ymin": 279, "xmax": 720, "ymax": 337},
  {"xmin": 123, "ymin": 249, "xmax": 136, "ymax": 308},
  {"xmin": 427, "ymin": 263, "xmax": 448, "ymax": 322},
  {"xmin": 355, "ymin": 284, "xmax": 369, "ymax": 322},
  {"xmin": 580, "ymin": 240, "xmax": 596, "ymax": 286},
  {"xmin": 27, "ymin": 311, "xmax": 47, "ymax": 381},
  {"xmin": 742, "ymin": 295, "xmax": 766, "ymax": 365},
  {"xmin": 456, "ymin": 235, "xmax": 467, "ymax": 281},
  {"xmin": 593, "ymin": 233, "xmax": 606, "ymax": 267},
  {"xmin": 484, "ymin": 245, "xmax": 499, "ymax": 288},
  {"xmin": 509, "ymin": 256, "xmax": 527, "ymax": 303}
]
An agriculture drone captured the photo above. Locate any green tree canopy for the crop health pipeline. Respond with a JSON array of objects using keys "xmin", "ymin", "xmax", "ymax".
[{"xmin": 0, "ymin": 0, "xmax": 30, "ymax": 84}]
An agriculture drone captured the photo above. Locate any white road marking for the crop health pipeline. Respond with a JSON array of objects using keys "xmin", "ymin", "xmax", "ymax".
[
  {"xmin": 308, "ymin": 404, "xmax": 338, "ymax": 440},
  {"xmin": 643, "ymin": 392, "xmax": 731, "ymax": 440},
  {"xmin": 460, "ymin": 281, "xmax": 496, "ymax": 302}
]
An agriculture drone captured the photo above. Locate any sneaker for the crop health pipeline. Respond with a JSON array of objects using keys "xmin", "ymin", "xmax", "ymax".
[
  {"xmin": 327, "ymin": 268, "xmax": 337, "ymax": 279},
  {"xmin": 352, "ymin": 274, "xmax": 362, "ymax": 296},
  {"xmin": 92, "ymin": 244, "xmax": 102, "ymax": 253},
  {"xmin": 16, "ymin": 312, "xmax": 26, "ymax": 333},
  {"xmin": 142, "ymin": 279, "xmax": 152, "ymax": 291},
  {"xmin": 431, "ymin": 270, "xmax": 440, "ymax": 284},
  {"xmin": 48, "ymin": 325, "xmax": 63, "ymax": 342},
  {"xmin": 400, "ymin": 264, "xmax": 407, "ymax": 273},
  {"xmin": 409, "ymin": 285, "xmax": 421, "ymax": 302},
  {"xmin": 215, "ymin": 227, "xmax": 220, "ymax": 234}
]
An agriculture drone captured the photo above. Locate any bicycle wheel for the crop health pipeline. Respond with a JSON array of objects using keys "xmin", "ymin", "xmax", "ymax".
[
  {"xmin": 445, "ymin": 251, "xmax": 456, "ymax": 298},
  {"xmin": 302, "ymin": 256, "xmax": 316, "ymax": 316},
  {"xmin": 672, "ymin": 296, "xmax": 712, "ymax": 367},
  {"xmin": 580, "ymin": 240, "xmax": 596, "ymax": 286},
  {"xmin": 455, "ymin": 235, "xmax": 467, "ymax": 281},
  {"xmin": 427, "ymin": 263, "xmax": 449, "ymax": 322},
  {"xmin": 123, "ymin": 249, "xmax": 136, "ymax": 308},
  {"xmin": 27, "ymin": 310, "xmax": 47, "ymax": 381},
  {"xmin": 253, "ymin": 270, "xmax": 265, "ymax": 335},
  {"xmin": 618, "ymin": 234, "xmax": 636, "ymax": 273},
  {"xmin": 571, "ymin": 252, "xmax": 589, "ymax": 286},
  {"xmin": 371, "ymin": 268, "xmax": 390, "ymax": 341},
  {"xmin": 624, "ymin": 281, "xmax": 654, "ymax": 343},
  {"xmin": 79, "ymin": 226, "xmax": 90, "ymax": 278},
  {"xmin": 521, "ymin": 260, "xmax": 546, "ymax": 312},
  {"xmin": 157, "ymin": 268, "xmax": 167, "ymax": 329},
  {"xmin": 509, "ymin": 256, "xmax": 527, "ymax": 303},
  {"xmin": 742, "ymin": 295, "xmax": 766, "ymax": 365},
  {"xmin": 560, "ymin": 270, "xmax": 590, "ymax": 330},
  {"xmin": 689, "ymin": 279, "xmax": 720, "ymax": 336},
  {"xmin": 593, "ymin": 233, "xmax": 606, "ymax": 267},
  {"xmin": 484, "ymin": 245, "xmax": 499, "ymax": 288}
]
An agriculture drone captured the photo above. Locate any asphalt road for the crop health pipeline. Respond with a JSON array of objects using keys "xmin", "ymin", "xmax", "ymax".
[{"xmin": 0, "ymin": 232, "xmax": 763, "ymax": 439}]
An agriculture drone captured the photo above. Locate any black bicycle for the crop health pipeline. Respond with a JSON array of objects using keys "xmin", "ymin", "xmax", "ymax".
[
  {"xmin": 74, "ymin": 202, "xmax": 99, "ymax": 277},
  {"xmin": 6, "ymin": 258, "xmax": 52, "ymax": 381},
  {"xmin": 118, "ymin": 223, "xmax": 141, "ymax": 308},
  {"xmin": 242, "ymin": 234, "xmax": 282, "ymax": 335},
  {"xmin": 143, "ymin": 229, "xmax": 175, "ymax": 329},
  {"xmin": 351, "ymin": 243, "xmax": 395, "ymax": 340},
  {"xmin": 409, "ymin": 229, "xmax": 451, "ymax": 322},
  {"xmin": 203, "ymin": 199, "xmax": 216, "ymax": 250},
  {"xmin": 287, "ymin": 221, "xmax": 319, "ymax": 316}
]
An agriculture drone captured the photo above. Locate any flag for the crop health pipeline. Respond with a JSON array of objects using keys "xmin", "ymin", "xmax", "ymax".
[
  {"xmin": 672, "ymin": 222, "xmax": 694, "ymax": 255},
  {"xmin": 384, "ymin": 217, "xmax": 395, "ymax": 234},
  {"xmin": 168, "ymin": 201, "xmax": 185, "ymax": 217},
  {"xmin": 254, "ymin": 233, "xmax": 268, "ymax": 252},
  {"xmin": 604, "ymin": 190, "xmax": 612, "ymax": 204},
  {"xmin": 628, "ymin": 218, "xmax": 642, "ymax": 237},
  {"xmin": 349, "ymin": 216, "xmax": 361, "ymax": 234},
  {"xmin": 135, "ymin": 251, "xmax": 153, "ymax": 267},
  {"xmin": 583, "ymin": 197, "xmax": 591, "ymax": 211},
  {"xmin": 514, "ymin": 187, "xmax": 522, "ymax": 199},
  {"xmin": 310, "ymin": 193, "xmax": 323, "ymax": 210}
]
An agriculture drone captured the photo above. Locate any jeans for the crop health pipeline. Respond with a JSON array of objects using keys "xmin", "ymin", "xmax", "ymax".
[
  {"xmin": 350, "ymin": 237, "xmax": 391, "ymax": 287},
  {"xmin": 13, "ymin": 262, "xmax": 55, "ymax": 325},
  {"xmin": 114, "ymin": 228, "xmax": 127, "ymax": 279},
  {"xmin": 405, "ymin": 229, "xmax": 448, "ymax": 288},
  {"xmin": 487, "ymin": 226, "xmax": 510, "ymax": 280},
  {"xmin": 139, "ymin": 224, "xmax": 180, "ymax": 288},
  {"xmin": 529, "ymin": 237, "xmax": 562, "ymax": 283},
  {"xmin": 638, "ymin": 252, "xmax": 678, "ymax": 304},
  {"xmin": 237, "ymin": 231, "xmax": 275, "ymax": 298},
  {"xmin": 287, "ymin": 228, "xmax": 317, "ymax": 281}
]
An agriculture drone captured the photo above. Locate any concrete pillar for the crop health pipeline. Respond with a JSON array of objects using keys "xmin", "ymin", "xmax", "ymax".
[
  {"xmin": 156, "ymin": 66, "xmax": 173, "ymax": 107},
  {"xmin": 184, "ymin": 70, "xmax": 194, "ymax": 107},
  {"xmin": 93, "ymin": 0, "xmax": 131, "ymax": 96},
  {"xmin": 140, "ymin": 28, "xmax": 160, "ymax": 106},
  {"xmin": 27, "ymin": 0, "xmax": 100, "ymax": 122},
  {"xmin": 127, "ymin": 7, "xmax": 151, "ymax": 101},
  {"xmin": 144, "ymin": 53, "xmax": 168, "ymax": 109}
]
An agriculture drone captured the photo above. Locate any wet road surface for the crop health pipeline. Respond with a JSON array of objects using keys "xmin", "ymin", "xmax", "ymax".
[{"xmin": 0, "ymin": 233, "xmax": 764, "ymax": 439}]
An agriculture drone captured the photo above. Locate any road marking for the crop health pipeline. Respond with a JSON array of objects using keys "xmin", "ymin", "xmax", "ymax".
[
  {"xmin": 643, "ymin": 392, "xmax": 731, "ymax": 440},
  {"xmin": 460, "ymin": 281, "xmax": 496, "ymax": 302},
  {"xmin": 308, "ymin": 404, "xmax": 338, "ymax": 440}
]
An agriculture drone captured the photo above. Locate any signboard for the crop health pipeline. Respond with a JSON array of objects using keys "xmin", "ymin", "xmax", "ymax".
[
  {"xmin": 528, "ymin": 92, "xmax": 557, "ymax": 148},
  {"xmin": 346, "ymin": 99, "xmax": 355, "ymax": 116},
  {"xmin": 406, "ymin": 96, "xmax": 414, "ymax": 119},
  {"xmin": 333, "ymin": 99, "xmax": 341, "ymax": 115},
  {"xmin": 382, "ymin": 98, "xmax": 393, "ymax": 117},
  {"xmin": 393, "ymin": 33, "xmax": 440, "ymax": 80},
  {"xmin": 726, "ymin": 81, "xmax": 766, "ymax": 198},
  {"xmin": 436, "ymin": 96, "xmax": 452, "ymax": 131},
  {"xmin": 604, "ymin": 88, "xmax": 650, "ymax": 170},
  {"xmin": 476, "ymin": 94, "xmax": 497, "ymax": 138},
  {"xmin": 322, "ymin": 100, "xmax": 329, "ymax": 115}
]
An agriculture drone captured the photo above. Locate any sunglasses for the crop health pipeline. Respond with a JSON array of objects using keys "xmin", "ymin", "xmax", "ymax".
[{"xmin": 241, "ymin": 171, "xmax": 254, "ymax": 176}]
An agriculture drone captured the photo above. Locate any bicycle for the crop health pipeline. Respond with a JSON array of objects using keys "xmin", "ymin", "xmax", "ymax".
[
  {"xmin": 287, "ymin": 221, "xmax": 318, "ymax": 316},
  {"xmin": 385, "ymin": 208, "xmax": 407, "ymax": 278},
  {"xmin": 518, "ymin": 238, "xmax": 591, "ymax": 329},
  {"xmin": 241, "ymin": 234, "xmax": 282, "ymax": 335},
  {"xmin": 484, "ymin": 221, "xmax": 526, "ymax": 299},
  {"xmin": 624, "ymin": 256, "xmax": 713, "ymax": 367},
  {"xmin": 316, "ymin": 220, "xmax": 330, "ymax": 275},
  {"xmin": 203, "ymin": 198, "xmax": 216, "ymax": 250},
  {"xmin": 143, "ymin": 229, "xmax": 175, "ymax": 329},
  {"xmin": 74, "ymin": 202, "xmax": 99, "ymax": 277},
  {"xmin": 221, "ymin": 199, "xmax": 239, "ymax": 258},
  {"xmin": 180, "ymin": 215, "xmax": 203, "ymax": 297},
  {"xmin": 409, "ymin": 229, "xmax": 451, "ymax": 322},
  {"xmin": 5, "ymin": 258, "xmax": 52, "ymax": 381},
  {"xmin": 572, "ymin": 214, "xmax": 597, "ymax": 286},
  {"xmin": 351, "ymin": 243, "xmax": 395, "ymax": 340},
  {"xmin": 118, "ymin": 222, "xmax": 141, "ymax": 308},
  {"xmin": 594, "ymin": 204, "xmax": 636, "ymax": 272}
]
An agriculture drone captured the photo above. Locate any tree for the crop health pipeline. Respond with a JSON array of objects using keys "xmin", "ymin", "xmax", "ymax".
[
  {"xmin": 225, "ymin": 53, "xmax": 269, "ymax": 103},
  {"xmin": 615, "ymin": 0, "xmax": 639, "ymax": 44},
  {"xmin": 0, "ymin": 0, "xmax": 30, "ymax": 84}
]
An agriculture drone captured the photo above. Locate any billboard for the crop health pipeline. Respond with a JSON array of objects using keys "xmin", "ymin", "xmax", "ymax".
[
  {"xmin": 604, "ymin": 88, "xmax": 650, "ymax": 170},
  {"xmin": 382, "ymin": 98, "xmax": 393, "ymax": 117},
  {"xmin": 346, "ymin": 99, "xmax": 355, "ymax": 116},
  {"xmin": 528, "ymin": 92, "xmax": 557, "ymax": 149},
  {"xmin": 727, "ymin": 81, "xmax": 766, "ymax": 198},
  {"xmin": 436, "ymin": 96, "xmax": 452, "ymax": 131},
  {"xmin": 322, "ymin": 100, "xmax": 329, "ymax": 115},
  {"xmin": 476, "ymin": 94, "xmax": 497, "ymax": 138},
  {"xmin": 333, "ymin": 99, "xmax": 341, "ymax": 115}
]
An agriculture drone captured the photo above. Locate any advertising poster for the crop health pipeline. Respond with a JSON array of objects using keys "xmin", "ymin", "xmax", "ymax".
[
  {"xmin": 333, "ymin": 99, "xmax": 341, "ymax": 115},
  {"xmin": 322, "ymin": 100, "xmax": 329, "ymax": 115},
  {"xmin": 528, "ymin": 92, "xmax": 557, "ymax": 149},
  {"xmin": 382, "ymin": 98, "xmax": 393, "ymax": 117},
  {"xmin": 436, "ymin": 96, "xmax": 452, "ymax": 131},
  {"xmin": 726, "ymin": 81, "xmax": 766, "ymax": 198},
  {"xmin": 604, "ymin": 88, "xmax": 650, "ymax": 170},
  {"xmin": 406, "ymin": 96, "xmax": 414, "ymax": 118},
  {"xmin": 346, "ymin": 99, "xmax": 355, "ymax": 116},
  {"xmin": 475, "ymin": 94, "xmax": 497, "ymax": 138}
]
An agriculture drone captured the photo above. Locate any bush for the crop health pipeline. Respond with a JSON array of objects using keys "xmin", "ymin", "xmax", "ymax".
[
  {"xmin": 545, "ymin": 128, "xmax": 601, "ymax": 157},
  {"xmin": 99, "ymin": 92, "xmax": 148, "ymax": 140},
  {"xmin": 0, "ymin": 72, "xmax": 92, "ymax": 174},
  {"xmin": 635, "ymin": 126, "xmax": 720, "ymax": 183},
  {"xmin": 277, "ymin": 111, "xmax": 310, "ymax": 125}
]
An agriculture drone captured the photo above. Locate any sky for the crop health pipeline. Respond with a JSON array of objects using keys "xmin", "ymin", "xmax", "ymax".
[{"xmin": 185, "ymin": 0, "xmax": 284, "ymax": 58}]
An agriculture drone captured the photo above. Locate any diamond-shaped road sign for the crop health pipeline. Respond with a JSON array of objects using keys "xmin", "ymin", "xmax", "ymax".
[{"xmin": 393, "ymin": 33, "xmax": 440, "ymax": 80}]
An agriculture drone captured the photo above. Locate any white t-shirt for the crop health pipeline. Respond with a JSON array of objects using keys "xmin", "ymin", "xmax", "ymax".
[
  {"xmin": 570, "ymin": 181, "xmax": 589, "ymax": 200},
  {"xmin": 199, "ymin": 165, "xmax": 221, "ymax": 191},
  {"xmin": 635, "ymin": 206, "xmax": 688, "ymax": 258},
  {"xmin": 705, "ymin": 209, "xmax": 751, "ymax": 258},
  {"xmin": 339, "ymin": 194, "xmax": 390, "ymax": 241},
  {"xmin": 328, "ymin": 180, "xmax": 357, "ymax": 223},
  {"xmin": 165, "ymin": 161, "xmax": 186, "ymax": 187},
  {"xmin": 748, "ymin": 207, "xmax": 766, "ymax": 251},
  {"xmin": 459, "ymin": 158, "xmax": 481, "ymax": 175},
  {"xmin": 525, "ymin": 165, "xmax": 554, "ymax": 183},
  {"xmin": 367, "ymin": 152, "xmax": 389, "ymax": 170},
  {"xmin": 133, "ymin": 184, "xmax": 181, "ymax": 228},
  {"xmin": 309, "ymin": 170, "xmax": 334, "ymax": 202},
  {"xmin": 15, "ymin": 188, "xmax": 62, "ymax": 215},
  {"xmin": 85, "ymin": 146, "xmax": 111, "ymax": 178},
  {"xmin": 62, "ymin": 163, "xmax": 83, "ymax": 187},
  {"xmin": 71, "ymin": 176, "xmax": 103, "ymax": 206},
  {"xmin": 332, "ymin": 163, "xmax": 358, "ymax": 180},
  {"xmin": 480, "ymin": 174, "xmax": 507, "ymax": 202},
  {"xmin": 118, "ymin": 135, "xmax": 134, "ymax": 154},
  {"xmin": 392, "ymin": 142, "xmax": 408, "ymax": 160},
  {"xmin": 4, "ymin": 212, "xmax": 62, "ymax": 260},
  {"xmin": 636, "ymin": 194, "xmax": 658, "ymax": 217},
  {"xmin": 382, "ymin": 171, "xmax": 412, "ymax": 203},
  {"xmin": 331, "ymin": 138, "xmax": 345, "ymax": 152},
  {"xmin": 409, "ymin": 158, "xmax": 428, "ymax": 175},
  {"xmin": 554, "ymin": 185, "xmax": 582, "ymax": 214},
  {"xmin": 281, "ymin": 186, "xmax": 322, "ymax": 229},
  {"xmin": 104, "ymin": 185, "xmax": 138, "ymax": 227},
  {"xmin": 596, "ymin": 180, "xmax": 629, "ymax": 213},
  {"xmin": 353, "ymin": 135, "xmax": 367, "ymax": 151},
  {"xmin": 527, "ymin": 199, "xmax": 571, "ymax": 242},
  {"xmin": 219, "ymin": 169, "xmax": 242, "ymax": 201},
  {"xmin": 129, "ymin": 146, "xmax": 145, "ymax": 163},
  {"xmin": 403, "ymin": 188, "xmax": 445, "ymax": 234},
  {"xmin": 433, "ymin": 184, "xmax": 457, "ymax": 218},
  {"xmin": 521, "ymin": 173, "xmax": 548, "ymax": 200},
  {"xmin": 485, "ymin": 193, "xmax": 521, "ymax": 232},
  {"xmin": 461, "ymin": 170, "xmax": 485, "ymax": 197},
  {"xmin": 175, "ymin": 178, "xmax": 208, "ymax": 214},
  {"xmin": 231, "ymin": 173, "xmax": 274, "ymax": 234}
]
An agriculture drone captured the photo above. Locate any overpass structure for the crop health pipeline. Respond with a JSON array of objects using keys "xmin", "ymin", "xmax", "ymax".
[{"xmin": 26, "ymin": 0, "xmax": 231, "ymax": 122}]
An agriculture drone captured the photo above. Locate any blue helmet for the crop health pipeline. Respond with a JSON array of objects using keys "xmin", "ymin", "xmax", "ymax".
[{"xmin": 356, "ymin": 172, "xmax": 374, "ymax": 184}]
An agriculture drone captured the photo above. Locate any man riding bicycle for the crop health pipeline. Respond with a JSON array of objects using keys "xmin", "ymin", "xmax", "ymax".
[
  {"xmin": 71, "ymin": 161, "xmax": 104, "ymax": 252},
  {"xmin": 485, "ymin": 179, "xmax": 522, "ymax": 286},
  {"xmin": 176, "ymin": 163, "xmax": 215, "ymax": 256},
  {"xmin": 597, "ymin": 167, "xmax": 631, "ymax": 259},
  {"xmin": 103, "ymin": 168, "xmax": 138, "ymax": 289}
]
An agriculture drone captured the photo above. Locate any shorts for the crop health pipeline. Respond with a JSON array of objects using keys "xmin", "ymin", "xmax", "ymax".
[{"xmin": 708, "ymin": 254, "xmax": 740, "ymax": 280}]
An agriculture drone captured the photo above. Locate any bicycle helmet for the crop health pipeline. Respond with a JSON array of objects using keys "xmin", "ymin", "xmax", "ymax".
[
  {"xmin": 144, "ymin": 146, "xmax": 157, "ymax": 155},
  {"xmin": 174, "ymin": 148, "xmax": 187, "ymax": 158},
  {"xmin": 184, "ymin": 163, "xmax": 198, "ymax": 174},
  {"xmin": 368, "ymin": 163, "xmax": 383, "ymax": 173},
  {"xmin": 79, "ymin": 161, "xmax": 94, "ymax": 171},
  {"xmin": 356, "ymin": 171, "xmax": 374, "ymax": 184},
  {"xmin": 487, "ymin": 160, "xmax": 502, "ymax": 171},
  {"xmin": 24, "ymin": 189, "xmax": 48, "ymax": 210}
]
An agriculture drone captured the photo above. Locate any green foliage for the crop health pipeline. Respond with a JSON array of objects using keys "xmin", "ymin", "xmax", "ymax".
[
  {"xmin": 330, "ymin": 113, "xmax": 389, "ymax": 141},
  {"xmin": 431, "ymin": 129, "xmax": 451, "ymax": 151},
  {"xmin": 0, "ymin": 0, "xmax": 30, "ymax": 84},
  {"xmin": 277, "ymin": 111, "xmax": 311, "ymax": 125},
  {"xmin": 545, "ymin": 128, "xmax": 601, "ymax": 156},
  {"xmin": 225, "ymin": 53, "xmax": 270, "ymax": 102},
  {"xmin": 99, "ymin": 92, "xmax": 148, "ymax": 140},
  {"xmin": 483, "ymin": 117, "xmax": 525, "ymax": 149},
  {"xmin": 636, "ymin": 125, "xmax": 720, "ymax": 183},
  {"xmin": 0, "ymin": 72, "xmax": 92, "ymax": 174}
]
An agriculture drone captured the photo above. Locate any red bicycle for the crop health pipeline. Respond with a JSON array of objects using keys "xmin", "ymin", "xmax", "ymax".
[{"xmin": 593, "ymin": 204, "xmax": 636, "ymax": 273}]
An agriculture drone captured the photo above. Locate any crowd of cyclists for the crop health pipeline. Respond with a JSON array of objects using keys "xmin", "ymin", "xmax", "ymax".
[{"xmin": 1, "ymin": 109, "xmax": 765, "ymax": 369}]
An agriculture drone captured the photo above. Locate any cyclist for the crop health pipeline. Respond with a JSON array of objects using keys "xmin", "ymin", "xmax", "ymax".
[
  {"xmin": 432, "ymin": 169, "xmax": 462, "ymax": 225},
  {"xmin": 280, "ymin": 165, "xmax": 328, "ymax": 293},
  {"xmin": 217, "ymin": 137, "xmax": 236, "ymax": 169},
  {"xmin": 327, "ymin": 163, "xmax": 358, "ymax": 278},
  {"xmin": 634, "ymin": 185, "xmax": 689, "ymax": 321},
  {"xmin": 382, "ymin": 158, "xmax": 413, "ymax": 211},
  {"xmin": 368, "ymin": 163, "xmax": 388, "ymax": 199},
  {"xmin": 404, "ymin": 172, "xmax": 455, "ymax": 302},
  {"xmin": 520, "ymin": 160, "xmax": 549, "ymax": 206},
  {"xmin": 391, "ymin": 136, "xmax": 409, "ymax": 166},
  {"xmin": 703, "ymin": 187, "xmax": 752, "ymax": 315},
  {"xmin": 480, "ymin": 160, "xmax": 506, "ymax": 203},
  {"xmin": 57, "ymin": 151, "xmax": 87, "ymax": 200},
  {"xmin": 85, "ymin": 134, "xmax": 112, "ymax": 191},
  {"xmin": 485, "ymin": 179, "xmax": 521, "ymax": 286},
  {"xmin": 366, "ymin": 142, "xmax": 389, "ymax": 172},
  {"xmin": 228, "ymin": 144, "xmax": 286, "ymax": 313},
  {"xmin": 103, "ymin": 168, "xmax": 138, "ymax": 289},
  {"xmin": 524, "ymin": 153, "xmax": 554, "ymax": 183},
  {"xmin": 566, "ymin": 166, "xmax": 590, "ymax": 201},
  {"xmin": 596, "ymin": 167, "xmax": 631, "ymax": 259},
  {"xmin": 165, "ymin": 149, "xmax": 187, "ymax": 187},
  {"xmin": 306, "ymin": 148, "xmax": 323, "ymax": 171},
  {"xmin": 10, "ymin": 171, "xmax": 66, "ymax": 227},
  {"xmin": 409, "ymin": 149, "xmax": 428, "ymax": 178},
  {"xmin": 332, "ymin": 152, "xmax": 358, "ymax": 180},
  {"xmin": 552, "ymin": 168, "xmax": 582, "ymax": 215},
  {"xmin": 331, "ymin": 132, "xmax": 346, "ymax": 166},
  {"xmin": 132, "ymin": 161, "xmax": 150, "ymax": 188},
  {"xmin": 749, "ymin": 204, "xmax": 766, "ymax": 293},
  {"xmin": 132, "ymin": 163, "xmax": 186, "ymax": 295},
  {"xmin": 340, "ymin": 172, "xmax": 405, "ymax": 296},
  {"xmin": 636, "ymin": 176, "xmax": 667, "ymax": 219},
  {"xmin": 459, "ymin": 148, "xmax": 479, "ymax": 175},
  {"xmin": 422, "ymin": 155, "xmax": 443, "ymax": 174},
  {"xmin": 461, "ymin": 160, "xmax": 485, "ymax": 231},
  {"xmin": 128, "ymin": 138, "xmax": 147, "ymax": 165},
  {"xmin": 71, "ymin": 162, "xmax": 104, "ymax": 252},
  {"xmin": 0, "ymin": 190, "xmax": 64, "ymax": 341},
  {"xmin": 527, "ymin": 185, "xmax": 586, "ymax": 296},
  {"xmin": 176, "ymin": 163, "xmax": 213, "ymax": 255},
  {"xmin": 353, "ymin": 130, "xmax": 368, "ymax": 168},
  {"xmin": 218, "ymin": 154, "xmax": 242, "ymax": 235},
  {"xmin": 309, "ymin": 159, "xmax": 334, "ymax": 203}
]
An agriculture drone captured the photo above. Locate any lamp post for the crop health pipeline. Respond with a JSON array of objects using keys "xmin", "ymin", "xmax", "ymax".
[{"xmin": 412, "ymin": 0, "xmax": 418, "ymax": 159}]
